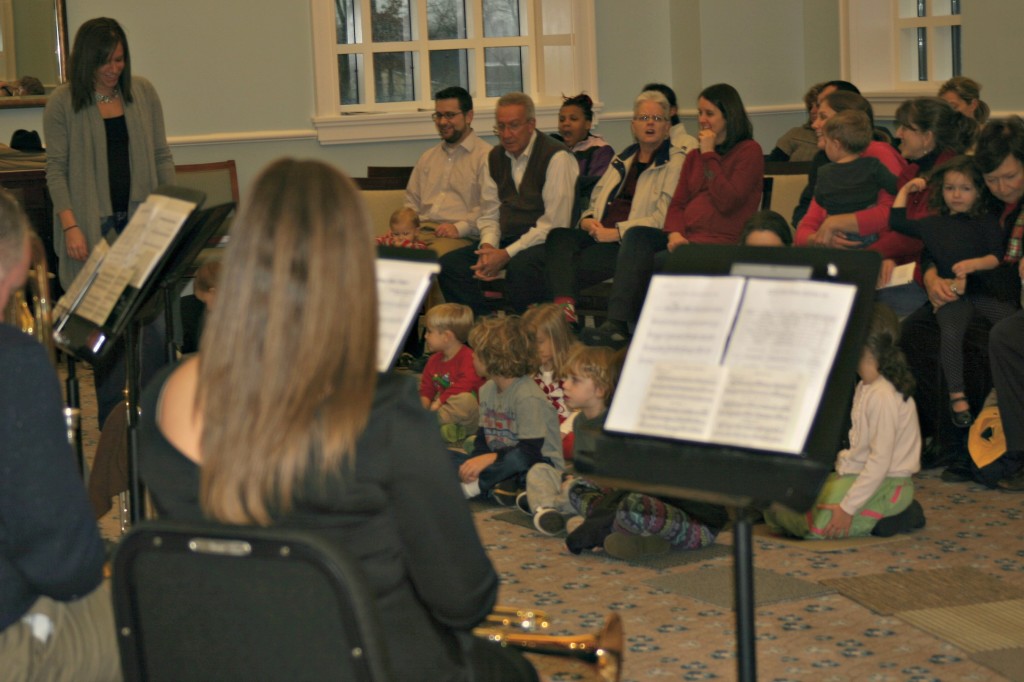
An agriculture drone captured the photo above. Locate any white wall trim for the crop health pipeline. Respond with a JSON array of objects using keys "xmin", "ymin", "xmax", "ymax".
[{"xmin": 169, "ymin": 129, "xmax": 317, "ymax": 147}]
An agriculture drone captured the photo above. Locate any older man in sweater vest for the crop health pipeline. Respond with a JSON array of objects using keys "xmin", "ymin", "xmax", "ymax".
[{"xmin": 439, "ymin": 92, "xmax": 578, "ymax": 316}]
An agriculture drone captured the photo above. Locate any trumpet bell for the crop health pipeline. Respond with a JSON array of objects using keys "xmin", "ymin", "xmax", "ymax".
[{"xmin": 475, "ymin": 613, "xmax": 623, "ymax": 682}]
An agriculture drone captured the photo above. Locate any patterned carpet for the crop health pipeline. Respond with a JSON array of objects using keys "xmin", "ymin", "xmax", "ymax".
[{"xmin": 70, "ymin": 363, "xmax": 1024, "ymax": 681}]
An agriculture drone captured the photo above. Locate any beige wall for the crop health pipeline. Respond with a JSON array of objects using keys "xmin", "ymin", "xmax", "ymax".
[{"xmin": 0, "ymin": 1, "xmax": 1014, "ymax": 202}]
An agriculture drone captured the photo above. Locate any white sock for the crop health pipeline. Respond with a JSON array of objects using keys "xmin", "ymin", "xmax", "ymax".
[{"xmin": 461, "ymin": 480, "xmax": 481, "ymax": 499}]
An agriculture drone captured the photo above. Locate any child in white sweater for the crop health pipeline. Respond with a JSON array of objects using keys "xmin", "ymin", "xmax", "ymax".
[{"xmin": 766, "ymin": 304, "xmax": 923, "ymax": 539}]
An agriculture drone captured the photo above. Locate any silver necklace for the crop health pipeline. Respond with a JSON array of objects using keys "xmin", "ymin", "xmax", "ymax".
[{"xmin": 95, "ymin": 88, "xmax": 120, "ymax": 104}]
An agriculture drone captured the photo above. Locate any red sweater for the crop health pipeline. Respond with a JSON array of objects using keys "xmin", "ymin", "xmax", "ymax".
[
  {"xmin": 663, "ymin": 139, "xmax": 764, "ymax": 244},
  {"xmin": 418, "ymin": 344, "xmax": 485, "ymax": 406},
  {"xmin": 795, "ymin": 141, "xmax": 920, "ymax": 263}
]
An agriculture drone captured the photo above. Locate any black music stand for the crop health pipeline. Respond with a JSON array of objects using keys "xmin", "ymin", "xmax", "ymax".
[
  {"xmin": 54, "ymin": 187, "xmax": 234, "ymax": 524},
  {"xmin": 574, "ymin": 245, "xmax": 880, "ymax": 682}
]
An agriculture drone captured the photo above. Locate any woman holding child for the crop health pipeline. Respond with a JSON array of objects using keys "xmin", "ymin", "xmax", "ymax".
[
  {"xmin": 545, "ymin": 89, "xmax": 683, "ymax": 328},
  {"xmin": 584, "ymin": 83, "xmax": 763, "ymax": 347},
  {"xmin": 900, "ymin": 117, "xmax": 1024, "ymax": 483},
  {"xmin": 138, "ymin": 159, "xmax": 538, "ymax": 681}
]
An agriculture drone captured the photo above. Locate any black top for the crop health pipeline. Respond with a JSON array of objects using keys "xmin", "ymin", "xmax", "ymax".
[
  {"xmin": 890, "ymin": 207, "xmax": 1009, "ymax": 298},
  {"xmin": 0, "ymin": 324, "xmax": 106, "ymax": 631},
  {"xmin": 139, "ymin": 367, "xmax": 498, "ymax": 681},
  {"xmin": 104, "ymin": 115, "xmax": 131, "ymax": 219},
  {"xmin": 815, "ymin": 156, "xmax": 898, "ymax": 215}
]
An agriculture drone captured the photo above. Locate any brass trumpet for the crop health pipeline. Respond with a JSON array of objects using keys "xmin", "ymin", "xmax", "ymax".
[
  {"xmin": 3, "ymin": 232, "xmax": 55, "ymax": 364},
  {"xmin": 484, "ymin": 606, "xmax": 550, "ymax": 631},
  {"xmin": 475, "ymin": 612, "xmax": 623, "ymax": 682}
]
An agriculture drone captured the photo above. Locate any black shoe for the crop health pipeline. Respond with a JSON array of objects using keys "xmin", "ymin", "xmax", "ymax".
[
  {"xmin": 580, "ymin": 321, "xmax": 630, "ymax": 349},
  {"xmin": 940, "ymin": 464, "xmax": 973, "ymax": 483},
  {"xmin": 871, "ymin": 500, "xmax": 926, "ymax": 537},
  {"xmin": 491, "ymin": 478, "xmax": 521, "ymax": 507},
  {"xmin": 533, "ymin": 508, "xmax": 566, "ymax": 536},
  {"xmin": 997, "ymin": 468, "xmax": 1024, "ymax": 492},
  {"xmin": 950, "ymin": 398, "xmax": 973, "ymax": 428}
]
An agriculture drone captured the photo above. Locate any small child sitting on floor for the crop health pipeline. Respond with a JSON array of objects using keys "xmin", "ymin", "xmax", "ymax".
[
  {"xmin": 522, "ymin": 304, "xmax": 580, "ymax": 461},
  {"xmin": 418, "ymin": 303, "xmax": 485, "ymax": 443},
  {"xmin": 376, "ymin": 206, "xmax": 428, "ymax": 249},
  {"xmin": 517, "ymin": 345, "xmax": 620, "ymax": 535},
  {"xmin": 453, "ymin": 316, "xmax": 563, "ymax": 503},
  {"xmin": 764, "ymin": 304, "xmax": 925, "ymax": 539}
]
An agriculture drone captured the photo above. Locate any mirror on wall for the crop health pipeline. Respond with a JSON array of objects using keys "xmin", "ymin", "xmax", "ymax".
[{"xmin": 0, "ymin": 0, "xmax": 68, "ymax": 108}]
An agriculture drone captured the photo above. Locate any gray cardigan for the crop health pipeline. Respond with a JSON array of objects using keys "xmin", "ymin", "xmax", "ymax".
[{"xmin": 44, "ymin": 76, "xmax": 176, "ymax": 288}]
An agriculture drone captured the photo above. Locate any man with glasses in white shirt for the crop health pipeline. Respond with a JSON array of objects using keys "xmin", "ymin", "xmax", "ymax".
[
  {"xmin": 439, "ymin": 91, "xmax": 578, "ymax": 316},
  {"xmin": 405, "ymin": 86, "xmax": 492, "ymax": 265}
]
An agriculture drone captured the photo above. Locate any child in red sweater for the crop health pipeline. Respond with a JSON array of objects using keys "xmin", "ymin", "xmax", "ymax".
[{"xmin": 419, "ymin": 303, "xmax": 485, "ymax": 441}]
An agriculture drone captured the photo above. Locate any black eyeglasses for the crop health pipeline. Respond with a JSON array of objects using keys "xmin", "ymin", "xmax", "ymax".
[{"xmin": 431, "ymin": 111, "xmax": 464, "ymax": 121}]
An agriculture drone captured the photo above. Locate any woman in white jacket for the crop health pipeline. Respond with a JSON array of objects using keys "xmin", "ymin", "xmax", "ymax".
[{"xmin": 545, "ymin": 90, "xmax": 688, "ymax": 329}]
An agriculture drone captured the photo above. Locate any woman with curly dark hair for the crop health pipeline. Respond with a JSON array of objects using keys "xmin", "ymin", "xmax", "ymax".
[{"xmin": 765, "ymin": 304, "xmax": 923, "ymax": 539}]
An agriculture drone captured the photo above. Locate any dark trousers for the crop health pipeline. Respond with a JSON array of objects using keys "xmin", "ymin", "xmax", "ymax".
[
  {"xmin": 935, "ymin": 295, "xmax": 1019, "ymax": 394},
  {"xmin": 900, "ymin": 303, "xmax": 993, "ymax": 468},
  {"xmin": 93, "ymin": 316, "xmax": 169, "ymax": 427},
  {"xmin": 451, "ymin": 448, "xmax": 538, "ymax": 494},
  {"xmin": 438, "ymin": 239, "xmax": 548, "ymax": 317},
  {"xmin": 606, "ymin": 227, "xmax": 668, "ymax": 325},
  {"xmin": 990, "ymin": 310, "xmax": 1024, "ymax": 453},
  {"xmin": 545, "ymin": 227, "xmax": 620, "ymax": 300}
]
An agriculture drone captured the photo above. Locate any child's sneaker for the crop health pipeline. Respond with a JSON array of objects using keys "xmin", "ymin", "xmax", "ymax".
[
  {"xmin": 515, "ymin": 491, "xmax": 531, "ymax": 515},
  {"xmin": 565, "ymin": 515, "xmax": 585, "ymax": 535},
  {"xmin": 602, "ymin": 531, "xmax": 669, "ymax": 560},
  {"xmin": 533, "ymin": 507, "xmax": 566, "ymax": 536},
  {"xmin": 491, "ymin": 478, "xmax": 520, "ymax": 507}
]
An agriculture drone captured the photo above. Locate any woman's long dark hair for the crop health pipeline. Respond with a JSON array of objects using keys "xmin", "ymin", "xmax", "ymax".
[
  {"xmin": 894, "ymin": 97, "xmax": 978, "ymax": 155},
  {"xmin": 698, "ymin": 83, "xmax": 753, "ymax": 153},
  {"xmin": 69, "ymin": 18, "xmax": 132, "ymax": 112}
]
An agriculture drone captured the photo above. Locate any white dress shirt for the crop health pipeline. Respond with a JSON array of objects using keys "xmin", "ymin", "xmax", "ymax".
[
  {"xmin": 404, "ymin": 130, "xmax": 492, "ymax": 238},
  {"xmin": 476, "ymin": 131, "xmax": 578, "ymax": 258}
]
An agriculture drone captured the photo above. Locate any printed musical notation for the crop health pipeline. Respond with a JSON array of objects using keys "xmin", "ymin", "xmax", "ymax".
[{"xmin": 607, "ymin": 274, "xmax": 855, "ymax": 454}]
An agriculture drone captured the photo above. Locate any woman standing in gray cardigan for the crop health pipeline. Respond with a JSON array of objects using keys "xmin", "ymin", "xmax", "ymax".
[
  {"xmin": 45, "ymin": 17, "xmax": 175, "ymax": 425},
  {"xmin": 45, "ymin": 16, "xmax": 175, "ymax": 289}
]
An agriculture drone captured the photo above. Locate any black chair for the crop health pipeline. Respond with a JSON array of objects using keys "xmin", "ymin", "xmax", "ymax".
[{"xmin": 112, "ymin": 520, "xmax": 393, "ymax": 682}]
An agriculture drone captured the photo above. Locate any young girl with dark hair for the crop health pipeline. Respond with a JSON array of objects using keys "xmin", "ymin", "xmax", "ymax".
[
  {"xmin": 891, "ymin": 155, "xmax": 1018, "ymax": 428},
  {"xmin": 765, "ymin": 305, "xmax": 923, "ymax": 539},
  {"xmin": 553, "ymin": 93, "xmax": 614, "ymax": 179}
]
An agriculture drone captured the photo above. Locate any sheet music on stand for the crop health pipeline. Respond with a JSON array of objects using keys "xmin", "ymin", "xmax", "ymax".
[
  {"xmin": 375, "ymin": 246, "xmax": 439, "ymax": 372},
  {"xmin": 607, "ymin": 274, "xmax": 856, "ymax": 455},
  {"xmin": 53, "ymin": 189, "xmax": 205, "ymax": 362}
]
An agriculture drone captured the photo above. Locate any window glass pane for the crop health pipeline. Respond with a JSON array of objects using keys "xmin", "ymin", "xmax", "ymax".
[
  {"xmin": 335, "ymin": 0, "xmax": 358, "ymax": 44},
  {"xmin": 541, "ymin": 0, "xmax": 571, "ymax": 34},
  {"xmin": 427, "ymin": 0, "xmax": 467, "ymax": 39},
  {"xmin": 483, "ymin": 0, "xmax": 521, "ymax": 38},
  {"xmin": 429, "ymin": 49, "xmax": 469, "ymax": 96},
  {"xmin": 372, "ymin": 0, "xmax": 412, "ymax": 42},
  {"xmin": 898, "ymin": 27, "xmax": 923, "ymax": 81},
  {"xmin": 485, "ymin": 46, "xmax": 522, "ymax": 96},
  {"xmin": 338, "ymin": 54, "xmax": 361, "ymax": 105},
  {"xmin": 374, "ymin": 51, "xmax": 415, "ymax": 102},
  {"xmin": 932, "ymin": 26, "xmax": 955, "ymax": 81},
  {"xmin": 931, "ymin": 0, "xmax": 960, "ymax": 17},
  {"xmin": 542, "ymin": 45, "xmax": 573, "ymax": 98},
  {"xmin": 897, "ymin": 0, "xmax": 925, "ymax": 18}
]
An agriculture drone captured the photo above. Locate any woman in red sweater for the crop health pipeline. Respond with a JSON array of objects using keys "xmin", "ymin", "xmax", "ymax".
[{"xmin": 582, "ymin": 83, "xmax": 763, "ymax": 348}]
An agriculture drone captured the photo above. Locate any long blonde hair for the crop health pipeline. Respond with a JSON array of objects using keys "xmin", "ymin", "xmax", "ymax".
[
  {"xmin": 197, "ymin": 158, "xmax": 378, "ymax": 524},
  {"xmin": 522, "ymin": 303, "xmax": 576, "ymax": 378}
]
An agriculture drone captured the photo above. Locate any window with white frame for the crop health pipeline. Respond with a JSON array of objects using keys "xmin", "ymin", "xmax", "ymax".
[
  {"xmin": 842, "ymin": 0, "xmax": 963, "ymax": 99},
  {"xmin": 309, "ymin": 0, "xmax": 598, "ymax": 144}
]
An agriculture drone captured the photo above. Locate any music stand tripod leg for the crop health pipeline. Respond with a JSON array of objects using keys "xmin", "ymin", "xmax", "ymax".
[{"xmin": 733, "ymin": 506, "xmax": 757, "ymax": 681}]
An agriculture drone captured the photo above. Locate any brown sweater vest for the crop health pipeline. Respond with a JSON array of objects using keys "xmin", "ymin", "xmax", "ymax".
[{"xmin": 488, "ymin": 132, "xmax": 567, "ymax": 240}]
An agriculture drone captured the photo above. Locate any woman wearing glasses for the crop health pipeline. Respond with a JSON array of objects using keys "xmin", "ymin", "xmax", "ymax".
[
  {"xmin": 545, "ymin": 90, "xmax": 685, "ymax": 329},
  {"xmin": 583, "ymin": 83, "xmax": 764, "ymax": 347}
]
